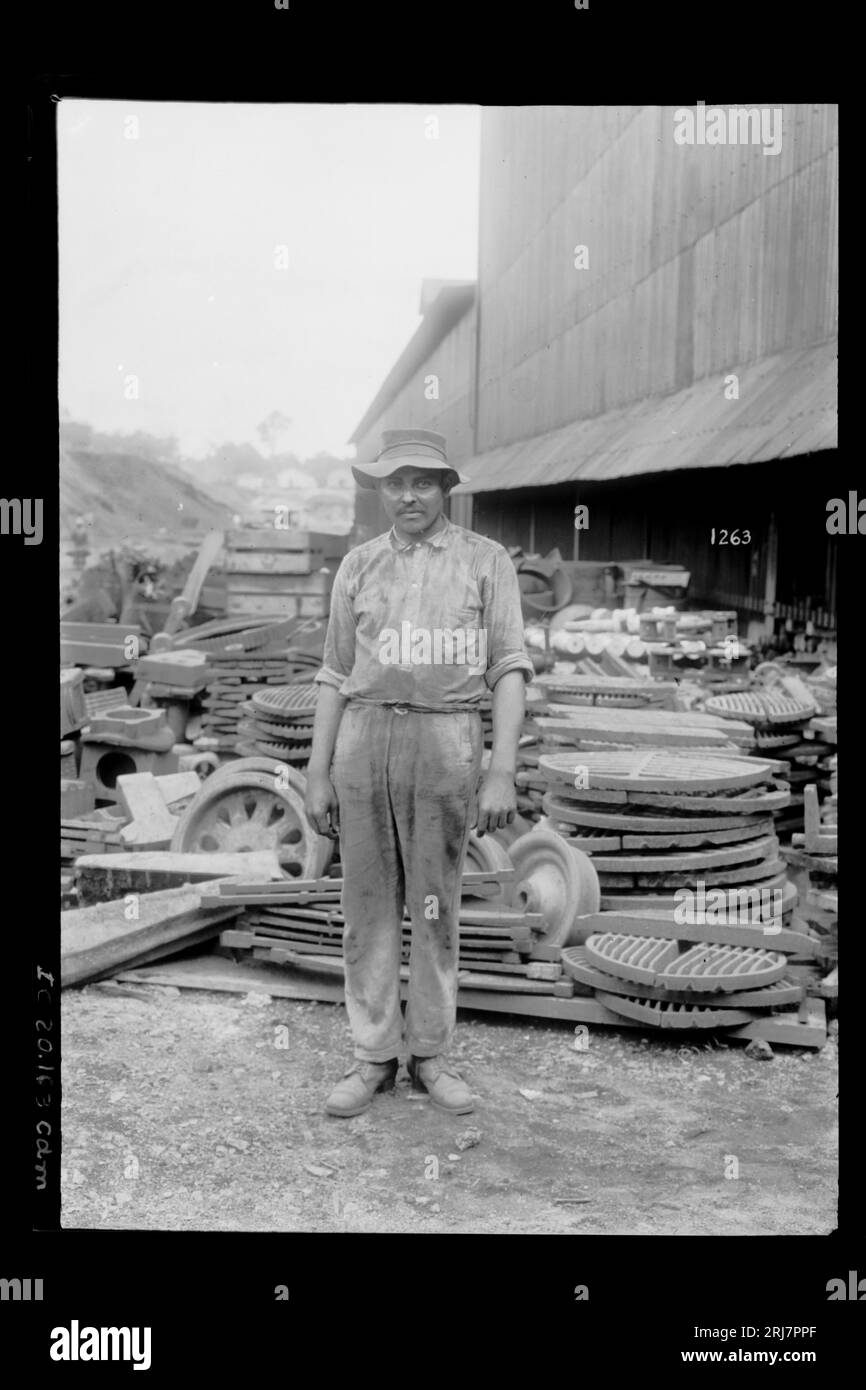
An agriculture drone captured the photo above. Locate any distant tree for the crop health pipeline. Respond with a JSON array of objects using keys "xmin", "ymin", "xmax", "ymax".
[{"xmin": 256, "ymin": 410, "xmax": 293, "ymax": 458}]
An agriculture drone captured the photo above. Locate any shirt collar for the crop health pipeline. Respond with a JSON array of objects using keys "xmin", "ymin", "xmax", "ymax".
[{"xmin": 389, "ymin": 515, "xmax": 452, "ymax": 551}]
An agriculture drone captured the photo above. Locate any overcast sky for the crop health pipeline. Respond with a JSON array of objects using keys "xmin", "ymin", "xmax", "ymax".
[{"xmin": 58, "ymin": 101, "xmax": 480, "ymax": 462}]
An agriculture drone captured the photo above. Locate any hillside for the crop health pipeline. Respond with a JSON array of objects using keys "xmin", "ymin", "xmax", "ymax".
[{"xmin": 61, "ymin": 447, "xmax": 233, "ymax": 557}]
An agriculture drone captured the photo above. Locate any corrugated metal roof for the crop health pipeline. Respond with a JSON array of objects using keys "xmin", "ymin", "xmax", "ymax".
[{"xmin": 453, "ymin": 341, "xmax": 837, "ymax": 494}]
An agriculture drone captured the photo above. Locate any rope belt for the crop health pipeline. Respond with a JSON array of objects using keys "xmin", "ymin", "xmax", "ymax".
[{"xmin": 345, "ymin": 696, "xmax": 483, "ymax": 715}]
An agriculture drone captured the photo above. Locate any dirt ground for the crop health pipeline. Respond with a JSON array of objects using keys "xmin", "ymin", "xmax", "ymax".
[{"xmin": 61, "ymin": 977, "xmax": 838, "ymax": 1235}]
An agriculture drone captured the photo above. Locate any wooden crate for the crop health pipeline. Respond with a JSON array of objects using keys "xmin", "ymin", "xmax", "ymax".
[
  {"xmin": 225, "ymin": 593, "xmax": 330, "ymax": 618},
  {"xmin": 225, "ymin": 550, "xmax": 323, "ymax": 575},
  {"xmin": 226, "ymin": 528, "xmax": 341, "ymax": 553},
  {"xmin": 224, "ymin": 570, "xmax": 332, "ymax": 596}
]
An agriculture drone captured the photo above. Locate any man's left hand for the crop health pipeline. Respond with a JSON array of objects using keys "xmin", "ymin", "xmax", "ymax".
[{"xmin": 474, "ymin": 768, "xmax": 517, "ymax": 836}]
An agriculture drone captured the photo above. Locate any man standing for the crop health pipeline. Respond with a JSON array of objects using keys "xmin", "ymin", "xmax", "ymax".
[{"xmin": 305, "ymin": 429, "xmax": 533, "ymax": 1118}]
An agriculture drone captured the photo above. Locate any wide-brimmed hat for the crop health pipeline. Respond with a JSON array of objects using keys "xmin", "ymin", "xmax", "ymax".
[{"xmin": 351, "ymin": 428, "xmax": 466, "ymax": 490}]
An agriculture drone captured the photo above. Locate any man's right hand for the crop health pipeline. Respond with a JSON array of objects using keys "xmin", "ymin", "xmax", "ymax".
[{"xmin": 304, "ymin": 771, "xmax": 340, "ymax": 839}]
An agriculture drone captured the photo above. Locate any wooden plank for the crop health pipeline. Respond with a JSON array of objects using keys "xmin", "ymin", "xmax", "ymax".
[
  {"xmin": 225, "ymin": 552, "xmax": 326, "ymax": 576},
  {"xmin": 62, "ymin": 884, "xmax": 241, "ymax": 987},
  {"xmin": 159, "ymin": 530, "xmax": 225, "ymax": 637},
  {"xmin": 117, "ymin": 957, "xmax": 345, "ymax": 1003},
  {"xmin": 207, "ymin": 875, "xmax": 342, "ymax": 897},
  {"xmin": 728, "ymin": 996, "xmax": 827, "ymax": 1048},
  {"xmin": 226, "ymin": 593, "xmax": 329, "ymax": 618},
  {"xmin": 241, "ymin": 908, "xmax": 337, "ymax": 926},
  {"xmin": 225, "ymin": 529, "xmax": 328, "ymax": 552},
  {"xmin": 74, "ymin": 851, "xmax": 283, "ymax": 905},
  {"xmin": 455, "ymin": 970, "xmax": 572, "ymax": 996},
  {"xmin": 98, "ymin": 922, "xmax": 226, "ymax": 978},
  {"xmin": 225, "ymin": 574, "xmax": 329, "ymax": 597}
]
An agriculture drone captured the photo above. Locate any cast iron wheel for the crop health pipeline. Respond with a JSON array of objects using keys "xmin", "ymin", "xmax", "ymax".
[
  {"xmin": 463, "ymin": 830, "xmax": 514, "ymax": 877},
  {"xmin": 204, "ymin": 755, "xmax": 308, "ymax": 796},
  {"xmin": 503, "ymin": 827, "xmax": 600, "ymax": 947},
  {"xmin": 170, "ymin": 767, "xmax": 331, "ymax": 878}
]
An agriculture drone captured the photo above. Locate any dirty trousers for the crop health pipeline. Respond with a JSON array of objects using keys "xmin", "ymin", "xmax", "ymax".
[{"xmin": 331, "ymin": 704, "xmax": 483, "ymax": 1062}]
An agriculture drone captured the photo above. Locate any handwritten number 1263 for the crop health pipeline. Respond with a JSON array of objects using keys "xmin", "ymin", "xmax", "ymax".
[{"xmin": 711, "ymin": 529, "xmax": 751, "ymax": 545}]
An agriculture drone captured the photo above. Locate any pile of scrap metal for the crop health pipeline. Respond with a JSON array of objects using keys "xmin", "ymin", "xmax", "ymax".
[
  {"xmin": 60, "ymin": 754, "xmax": 336, "ymax": 986},
  {"xmin": 698, "ymin": 665, "xmax": 830, "ymax": 839},
  {"xmin": 154, "ymin": 615, "xmax": 324, "ymax": 755},
  {"xmin": 780, "ymin": 698, "xmax": 837, "ymax": 1009},
  {"xmin": 201, "ymin": 809, "xmax": 827, "ymax": 1047},
  {"xmin": 60, "ymin": 613, "xmax": 328, "ymax": 885},
  {"xmin": 527, "ymin": 606, "xmax": 752, "ymax": 683},
  {"xmin": 504, "ymin": 696, "xmax": 831, "ymax": 1048},
  {"xmin": 205, "ymin": 826, "xmax": 599, "ymax": 1011}
]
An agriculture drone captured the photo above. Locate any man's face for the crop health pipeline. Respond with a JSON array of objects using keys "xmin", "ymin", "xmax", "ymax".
[{"xmin": 378, "ymin": 466, "xmax": 448, "ymax": 538}]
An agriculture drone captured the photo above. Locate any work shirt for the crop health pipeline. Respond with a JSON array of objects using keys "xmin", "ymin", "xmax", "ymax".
[{"xmin": 314, "ymin": 517, "xmax": 534, "ymax": 711}]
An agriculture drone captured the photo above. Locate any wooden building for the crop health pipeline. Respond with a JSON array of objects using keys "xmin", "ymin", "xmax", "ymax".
[{"xmin": 351, "ymin": 106, "xmax": 838, "ymax": 634}]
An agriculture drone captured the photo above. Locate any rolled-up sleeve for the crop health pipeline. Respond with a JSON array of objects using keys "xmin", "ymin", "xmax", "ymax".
[
  {"xmin": 314, "ymin": 558, "xmax": 357, "ymax": 692},
  {"xmin": 481, "ymin": 548, "xmax": 534, "ymax": 690}
]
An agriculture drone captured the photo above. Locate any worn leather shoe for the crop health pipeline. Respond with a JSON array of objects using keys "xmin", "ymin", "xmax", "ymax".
[
  {"xmin": 325, "ymin": 1058, "xmax": 398, "ymax": 1117},
  {"xmin": 408, "ymin": 1055, "xmax": 474, "ymax": 1114}
]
